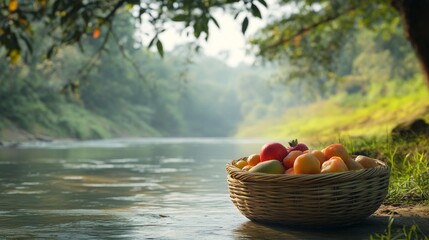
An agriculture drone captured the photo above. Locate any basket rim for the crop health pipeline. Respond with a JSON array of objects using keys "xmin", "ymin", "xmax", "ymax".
[{"xmin": 227, "ymin": 156, "xmax": 390, "ymax": 183}]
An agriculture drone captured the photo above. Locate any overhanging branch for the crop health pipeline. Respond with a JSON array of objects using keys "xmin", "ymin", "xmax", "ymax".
[{"xmin": 261, "ymin": 5, "xmax": 358, "ymax": 52}]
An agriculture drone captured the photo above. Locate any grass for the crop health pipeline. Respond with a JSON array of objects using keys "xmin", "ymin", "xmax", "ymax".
[
  {"xmin": 369, "ymin": 217, "xmax": 428, "ymax": 240},
  {"xmin": 235, "ymin": 79, "xmax": 429, "ymax": 143},
  {"xmin": 339, "ymin": 136, "xmax": 429, "ymax": 205},
  {"xmin": 338, "ymin": 136, "xmax": 429, "ymax": 239},
  {"xmin": 236, "ymin": 79, "xmax": 429, "ymax": 238}
]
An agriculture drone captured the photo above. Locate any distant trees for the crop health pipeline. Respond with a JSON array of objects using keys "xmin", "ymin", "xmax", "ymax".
[
  {"xmin": 0, "ymin": 13, "xmax": 258, "ymax": 138},
  {"xmin": 250, "ymin": 0, "xmax": 429, "ymax": 89}
]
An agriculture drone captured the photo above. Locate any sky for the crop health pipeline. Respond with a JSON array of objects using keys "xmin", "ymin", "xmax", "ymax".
[{"xmin": 158, "ymin": 11, "xmax": 267, "ymax": 67}]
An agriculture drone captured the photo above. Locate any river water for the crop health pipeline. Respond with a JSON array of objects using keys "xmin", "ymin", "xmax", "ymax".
[{"xmin": 0, "ymin": 138, "xmax": 398, "ymax": 239}]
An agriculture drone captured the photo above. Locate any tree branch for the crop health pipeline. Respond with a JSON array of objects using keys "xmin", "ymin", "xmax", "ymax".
[
  {"xmin": 261, "ymin": 5, "xmax": 358, "ymax": 52},
  {"xmin": 105, "ymin": 0, "xmax": 127, "ymax": 22}
]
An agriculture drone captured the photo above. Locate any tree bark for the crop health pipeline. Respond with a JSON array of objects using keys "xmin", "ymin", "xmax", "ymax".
[{"xmin": 392, "ymin": 0, "xmax": 429, "ymax": 89}]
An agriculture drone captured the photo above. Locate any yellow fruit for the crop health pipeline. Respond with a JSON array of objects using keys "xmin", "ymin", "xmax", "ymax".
[
  {"xmin": 9, "ymin": 0, "xmax": 18, "ymax": 12},
  {"xmin": 242, "ymin": 165, "xmax": 252, "ymax": 171},
  {"xmin": 235, "ymin": 159, "xmax": 248, "ymax": 169}
]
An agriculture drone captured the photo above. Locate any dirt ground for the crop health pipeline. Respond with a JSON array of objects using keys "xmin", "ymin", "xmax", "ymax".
[{"xmin": 373, "ymin": 203, "xmax": 429, "ymax": 235}]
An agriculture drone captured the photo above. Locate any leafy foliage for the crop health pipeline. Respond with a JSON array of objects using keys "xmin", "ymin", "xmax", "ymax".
[
  {"xmin": 0, "ymin": 0, "xmax": 266, "ymax": 64},
  {"xmin": 250, "ymin": 0, "xmax": 403, "ymax": 88}
]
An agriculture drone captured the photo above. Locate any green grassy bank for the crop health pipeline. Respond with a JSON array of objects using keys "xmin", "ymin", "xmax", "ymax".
[{"xmin": 236, "ymin": 77, "xmax": 429, "ymax": 143}]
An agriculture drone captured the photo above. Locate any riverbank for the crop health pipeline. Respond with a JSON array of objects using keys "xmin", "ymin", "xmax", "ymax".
[
  {"xmin": 0, "ymin": 125, "xmax": 54, "ymax": 143},
  {"xmin": 374, "ymin": 203, "xmax": 429, "ymax": 237},
  {"xmin": 236, "ymin": 79, "xmax": 429, "ymax": 143},
  {"xmin": 0, "ymin": 137, "xmax": 427, "ymax": 239}
]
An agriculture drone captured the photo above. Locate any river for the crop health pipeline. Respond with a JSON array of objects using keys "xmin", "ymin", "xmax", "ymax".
[{"xmin": 0, "ymin": 138, "xmax": 397, "ymax": 239}]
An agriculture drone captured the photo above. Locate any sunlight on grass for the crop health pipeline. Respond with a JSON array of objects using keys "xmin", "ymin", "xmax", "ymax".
[
  {"xmin": 236, "ymin": 78, "xmax": 429, "ymax": 142},
  {"xmin": 340, "ymin": 136, "xmax": 429, "ymax": 205},
  {"xmin": 340, "ymin": 136, "xmax": 429, "ymax": 239}
]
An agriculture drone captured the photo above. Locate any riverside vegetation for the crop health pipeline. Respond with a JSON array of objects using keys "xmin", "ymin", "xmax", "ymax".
[{"xmin": 1, "ymin": 12, "xmax": 429, "ymax": 240}]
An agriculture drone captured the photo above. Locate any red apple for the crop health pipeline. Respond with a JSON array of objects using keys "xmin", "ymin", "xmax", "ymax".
[{"xmin": 260, "ymin": 142, "xmax": 288, "ymax": 162}]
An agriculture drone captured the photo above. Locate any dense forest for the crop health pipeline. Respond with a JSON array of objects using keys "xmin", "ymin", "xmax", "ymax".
[{"xmin": 0, "ymin": 13, "xmax": 424, "ymax": 141}]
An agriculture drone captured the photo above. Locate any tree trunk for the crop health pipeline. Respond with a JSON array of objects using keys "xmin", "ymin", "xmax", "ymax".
[{"xmin": 392, "ymin": 0, "xmax": 429, "ymax": 89}]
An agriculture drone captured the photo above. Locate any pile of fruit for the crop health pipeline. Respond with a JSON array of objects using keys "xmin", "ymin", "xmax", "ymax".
[{"xmin": 233, "ymin": 140, "xmax": 380, "ymax": 174}]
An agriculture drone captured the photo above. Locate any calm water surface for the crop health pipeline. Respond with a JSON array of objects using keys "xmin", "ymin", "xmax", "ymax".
[{"xmin": 0, "ymin": 138, "xmax": 394, "ymax": 239}]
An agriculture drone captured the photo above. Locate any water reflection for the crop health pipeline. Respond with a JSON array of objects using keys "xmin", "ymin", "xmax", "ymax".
[
  {"xmin": 0, "ymin": 138, "xmax": 267, "ymax": 239},
  {"xmin": 2, "ymin": 137, "xmax": 408, "ymax": 239}
]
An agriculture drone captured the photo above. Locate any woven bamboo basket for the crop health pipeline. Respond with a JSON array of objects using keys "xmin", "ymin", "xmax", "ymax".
[{"xmin": 226, "ymin": 157, "xmax": 390, "ymax": 227}]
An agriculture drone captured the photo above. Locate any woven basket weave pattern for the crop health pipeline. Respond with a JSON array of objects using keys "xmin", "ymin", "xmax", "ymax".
[{"xmin": 226, "ymin": 158, "xmax": 390, "ymax": 226}]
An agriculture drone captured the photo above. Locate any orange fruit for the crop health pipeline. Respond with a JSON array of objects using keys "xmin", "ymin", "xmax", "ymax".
[
  {"xmin": 282, "ymin": 150, "xmax": 303, "ymax": 169},
  {"xmin": 293, "ymin": 153, "xmax": 321, "ymax": 174},
  {"xmin": 321, "ymin": 156, "xmax": 348, "ymax": 173},
  {"xmin": 246, "ymin": 154, "xmax": 260, "ymax": 167},
  {"xmin": 308, "ymin": 149, "xmax": 327, "ymax": 166},
  {"xmin": 92, "ymin": 26, "xmax": 101, "ymax": 39},
  {"xmin": 285, "ymin": 168, "xmax": 294, "ymax": 174},
  {"xmin": 322, "ymin": 143, "xmax": 350, "ymax": 161}
]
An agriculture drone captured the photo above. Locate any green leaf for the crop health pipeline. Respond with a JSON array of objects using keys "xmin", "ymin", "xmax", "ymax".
[
  {"xmin": 156, "ymin": 40, "xmax": 164, "ymax": 58},
  {"xmin": 19, "ymin": 34, "xmax": 33, "ymax": 54},
  {"xmin": 148, "ymin": 35, "xmax": 157, "ymax": 48},
  {"xmin": 257, "ymin": 0, "xmax": 268, "ymax": 8},
  {"xmin": 126, "ymin": 0, "xmax": 140, "ymax": 5},
  {"xmin": 241, "ymin": 17, "xmax": 249, "ymax": 34},
  {"xmin": 194, "ymin": 22, "xmax": 202, "ymax": 38},
  {"xmin": 46, "ymin": 45, "xmax": 57, "ymax": 59},
  {"xmin": 234, "ymin": 11, "xmax": 240, "ymax": 20},
  {"xmin": 251, "ymin": 4, "xmax": 262, "ymax": 18},
  {"xmin": 172, "ymin": 14, "xmax": 188, "ymax": 22},
  {"xmin": 139, "ymin": 7, "xmax": 146, "ymax": 17},
  {"xmin": 210, "ymin": 16, "xmax": 220, "ymax": 29}
]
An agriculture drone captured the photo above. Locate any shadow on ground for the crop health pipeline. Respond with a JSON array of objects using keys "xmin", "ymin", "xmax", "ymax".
[{"xmin": 233, "ymin": 210, "xmax": 429, "ymax": 240}]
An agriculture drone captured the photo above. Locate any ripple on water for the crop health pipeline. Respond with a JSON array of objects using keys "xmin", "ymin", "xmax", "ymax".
[
  {"xmin": 6, "ymin": 190, "xmax": 49, "ymax": 195},
  {"xmin": 63, "ymin": 163, "xmax": 160, "ymax": 170},
  {"xmin": 82, "ymin": 182, "xmax": 166, "ymax": 190},
  {"xmin": 108, "ymin": 158, "xmax": 140, "ymax": 163},
  {"xmin": 21, "ymin": 182, "xmax": 41, "ymax": 186},
  {"xmin": 63, "ymin": 163, "xmax": 116, "ymax": 169},
  {"xmin": 160, "ymin": 158, "xmax": 195, "ymax": 164},
  {"xmin": 63, "ymin": 176, "xmax": 84, "ymax": 180},
  {"xmin": 150, "ymin": 168, "xmax": 179, "ymax": 173}
]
